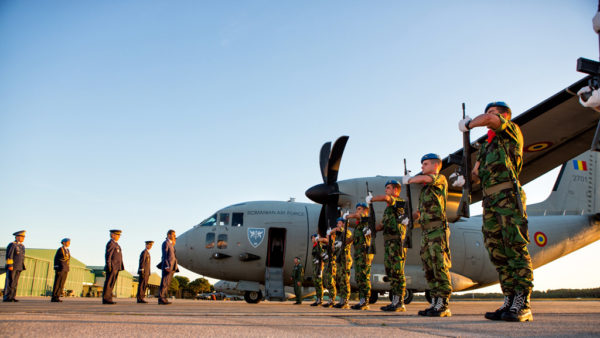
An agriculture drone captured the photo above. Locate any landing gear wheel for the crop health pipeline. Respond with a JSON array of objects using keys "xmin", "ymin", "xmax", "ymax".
[
  {"xmin": 244, "ymin": 290, "xmax": 262, "ymax": 304},
  {"xmin": 425, "ymin": 290, "xmax": 432, "ymax": 304},
  {"xmin": 369, "ymin": 292, "xmax": 378, "ymax": 304},
  {"xmin": 404, "ymin": 289, "xmax": 414, "ymax": 305}
]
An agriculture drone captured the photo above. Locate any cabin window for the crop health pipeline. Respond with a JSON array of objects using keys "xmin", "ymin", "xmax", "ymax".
[
  {"xmin": 219, "ymin": 213, "xmax": 230, "ymax": 226},
  {"xmin": 217, "ymin": 234, "xmax": 228, "ymax": 249},
  {"xmin": 205, "ymin": 233, "xmax": 215, "ymax": 249},
  {"xmin": 199, "ymin": 214, "xmax": 217, "ymax": 227},
  {"xmin": 232, "ymin": 212, "xmax": 243, "ymax": 227}
]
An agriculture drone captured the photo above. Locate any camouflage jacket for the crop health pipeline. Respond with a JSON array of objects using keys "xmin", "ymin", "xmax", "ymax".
[
  {"xmin": 311, "ymin": 241, "xmax": 324, "ymax": 265},
  {"xmin": 382, "ymin": 196, "xmax": 407, "ymax": 237},
  {"xmin": 353, "ymin": 216, "xmax": 371, "ymax": 248},
  {"xmin": 335, "ymin": 228, "xmax": 352, "ymax": 263},
  {"xmin": 476, "ymin": 114, "xmax": 524, "ymax": 189},
  {"xmin": 325, "ymin": 231, "xmax": 336, "ymax": 264},
  {"xmin": 418, "ymin": 174, "xmax": 448, "ymax": 226}
]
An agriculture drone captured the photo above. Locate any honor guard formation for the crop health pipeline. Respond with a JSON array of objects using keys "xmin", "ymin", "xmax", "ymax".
[{"xmin": 3, "ymin": 101, "xmax": 533, "ymax": 321}]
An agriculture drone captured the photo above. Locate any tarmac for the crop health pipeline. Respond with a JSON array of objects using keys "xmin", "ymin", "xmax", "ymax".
[{"xmin": 0, "ymin": 297, "xmax": 599, "ymax": 337}]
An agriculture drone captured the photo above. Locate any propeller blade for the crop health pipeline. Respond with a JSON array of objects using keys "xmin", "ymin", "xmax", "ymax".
[
  {"xmin": 318, "ymin": 205, "xmax": 328, "ymax": 237},
  {"xmin": 325, "ymin": 203, "xmax": 340, "ymax": 232},
  {"xmin": 327, "ymin": 136, "xmax": 349, "ymax": 184},
  {"xmin": 319, "ymin": 142, "xmax": 331, "ymax": 184}
]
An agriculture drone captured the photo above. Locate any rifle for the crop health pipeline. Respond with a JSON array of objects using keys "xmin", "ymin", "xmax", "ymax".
[
  {"xmin": 403, "ymin": 158, "xmax": 414, "ymax": 249},
  {"xmin": 366, "ymin": 182, "xmax": 377, "ymax": 255},
  {"xmin": 459, "ymin": 102, "xmax": 472, "ymax": 218},
  {"xmin": 338, "ymin": 218, "xmax": 349, "ymax": 268}
]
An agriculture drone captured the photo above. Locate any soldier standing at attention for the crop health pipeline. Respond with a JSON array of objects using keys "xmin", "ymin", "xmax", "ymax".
[
  {"xmin": 320, "ymin": 226, "xmax": 337, "ymax": 308},
  {"xmin": 3, "ymin": 230, "xmax": 26, "ymax": 302},
  {"xmin": 137, "ymin": 240, "xmax": 153, "ymax": 304},
  {"xmin": 51, "ymin": 238, "xmax": 71, "ymax": 302},
  {"xmin": 292, "ymin": 256, "xmax": 304, "ymax": 304},
  {"xmin": 368, "ymin": 180, "xmax": 408, "ymax": 312},
  {"xmin": 459, "ymin": 101, "xmax": 534, "ymax": 322},
  {"xmin": 158, "ymin": 230, "xmax": 178, "ymax": 305},
  {"xmin": 310, "ymin": 233, "xmax": 324, "ymax": 306},
  {"xmin": 346, "ymin": 203, "xmax": 374, "ymax": 310},
  {"xmin": 333, "ymin": 217, "xmax": 353, "ymax": 309},
  {"xmin": 103, "ymin": 229, "xmax": 124, "ymax": 304},
  {"xmin": 403, "ymin": 153, "xmax": 452, "ymax": 317}
]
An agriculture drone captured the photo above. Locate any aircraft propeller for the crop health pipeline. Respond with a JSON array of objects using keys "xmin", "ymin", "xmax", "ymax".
[{"xmin": 305, "ymin": 136, "xmax": 349, "ymax": 237}]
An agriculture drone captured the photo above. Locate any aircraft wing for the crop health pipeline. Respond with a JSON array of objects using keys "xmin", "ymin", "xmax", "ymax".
[{"xmin": 443, "ymin": 75, "xmax": 599, "ymax": 221}]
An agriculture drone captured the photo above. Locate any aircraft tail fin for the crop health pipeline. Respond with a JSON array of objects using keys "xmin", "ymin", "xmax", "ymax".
[{"xmin": 527, "ymin": 150, "xmax": 599, "ymax": 216}]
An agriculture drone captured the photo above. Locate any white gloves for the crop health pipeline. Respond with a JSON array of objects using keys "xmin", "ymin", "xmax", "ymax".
[
  {"xmin": 449, "ymin": 171, "xmax": 466, "ymax": 188},
  {"xmin": 326, "ymin": 228, "xmax": 331, "ymax": 236},
  {"xmin": 400, "ymin": 217, "xmax": 410, "ymax": 226},
  {"xmin": 313, "ymin": 259, "xmax": 319, "ymax": 264},
  {"xmin": 594, "ymin": 11, "xmax": 600, "ymax": 33},
  {"xmin": 363, "ymin": 228, "xmax": 371, "ymax": 237},
  {"xmin": 402, "ymin": 175, "xmax": 411, "ymax": 185},
  {"xmin": 321, "ymin": 252, "xmax": 328, "ymax": 260},
  {"xmin": 342, "ymin": 211, "xmax": 350, "ymax": 220},
  {"xmin": 578, "ymin": 86, "xmax": 600, "ymax": 108},
  {"xmin": 365, "ymin": 192, "xmax": 373, "ymax": 204},
  {"xmin": 458, "ymin": 116, "xmax": 472, "ymax": 132},
  {"xmin": 335, "ymin": 241, "xmax": 342, "ymax": 249}
]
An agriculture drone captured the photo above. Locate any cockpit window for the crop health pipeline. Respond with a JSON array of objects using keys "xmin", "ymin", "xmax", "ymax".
[
  {"xmin": 217, "ymin": 234, "xmax": 228, "ymax": 249},
  {"xmin": 205, "ymin": 233, "xmax": 215, "ymax": 249},
  {"xmin": 199, "ymin": 214, "xmax": 217, "ymax": 226},
  {"xmin": 232, "ymin": 212, "xmax": 243, "ymax": 227},
  {"xmin": 219, "ymin": 213, "xmax": 230, "ymax": 226}
]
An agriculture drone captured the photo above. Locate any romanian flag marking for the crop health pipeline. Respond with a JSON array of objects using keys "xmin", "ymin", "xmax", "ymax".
[
  {"xmin": 534, "ymin": 232, "xmax": 547, "ymax": 247},
  {"xmin": 572, "ymin": 160, "xmax": 588, "ymax": 171}
]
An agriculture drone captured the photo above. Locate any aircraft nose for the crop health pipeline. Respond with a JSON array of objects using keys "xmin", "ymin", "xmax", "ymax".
[{"xmin": 175, "ymin": 229, "xmax": 194, "ymax": 268}]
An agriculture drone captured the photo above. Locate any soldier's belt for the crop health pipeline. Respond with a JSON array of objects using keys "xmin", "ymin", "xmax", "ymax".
[
  {"xmin": 482, "ymin": 181, "xmax": 513, "ymax": 197},
  {"xmin": 383, "ymin": 234, "xmax": 402, "ymax": 241},
  {"xmin": 421, "ymin": 221, "xmax": 444, "ymax": 231}
]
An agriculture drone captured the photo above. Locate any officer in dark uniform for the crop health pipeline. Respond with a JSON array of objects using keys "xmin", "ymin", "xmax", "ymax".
[
  {"xmin": 51, "ymin": 238, "xmax": 71, "ymax": 302},
  {"xmin": 3, "ymin": 230, "xmax": 26, "ymax": 302},
  {"xmin": 158, "ymin": 230, "xmax": 178, "ymax": 305},
  {"xmin": 291, "ymin": 256, "xmax": 304, "ymax": 304},
  {"xmin": 102, "ymin": 229, "xmax": 124, "ymax": 304},
  {"xmin": 137, "ymin": 240, "xmax": 153, "ymax": 303}
]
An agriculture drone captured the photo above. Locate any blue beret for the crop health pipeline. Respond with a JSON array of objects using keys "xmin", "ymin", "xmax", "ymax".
[
  {"xmin": 336, "ymin": 217, "xmax": 345, "ymax": 223},
  {"xmin": 13, "ymin": 230, "xmax": 26, "ymax": 236},
  {"xmin": 61, "ymin": 238, "xmax": 70, "ymax": 243},
  {"xmin": 355, "ymin": 202, "xmax": 368, "ymax": 209},
  {"xmin": 385, "ymin": 180, "xmax": 400, "ymax": 187},
  {"xmin": 485, "ymin": 101, "xmax": 511, "ymax": 113},
  {"xmin": 311, "ymin": 233, "xmax": 318, "ymax": 238},
  {"xmin": 421, "ymin": 153, "xmax": 441, "ymax": 163}
]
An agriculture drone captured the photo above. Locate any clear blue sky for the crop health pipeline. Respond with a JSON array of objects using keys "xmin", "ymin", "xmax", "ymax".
[{"xmin": 1, "ymin": 1, "xmax": 598, "ymax": 292}]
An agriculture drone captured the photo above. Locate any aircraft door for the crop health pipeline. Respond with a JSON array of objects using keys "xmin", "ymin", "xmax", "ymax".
[
  {"xmin": 266, "ymin": 228, "xmax": 286, "ymax": 268},
  {"xmin": 463, "ymin": 231, "xmax": 484, "ymax": 276}
]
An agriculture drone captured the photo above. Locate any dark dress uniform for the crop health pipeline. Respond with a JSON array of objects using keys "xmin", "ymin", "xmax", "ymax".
[
  {"xmin": 137, "ymin": 247, "xmax": 151, "ymax": 303},
  {"xmin": 103, "ymin": 236, "xmax": 124, "ymax": 304},
  {"xmin": 52, "ymin": 245, "xmax": 70, "ymax": 301},
  {"xmin": 292, "ymin": 260, "xmax": 304, "ymax": 304},
  {"xmin": 158, "ymin": 239, "xmax": 178, "ymax": 304},
  {"xmin": 3, "ymin": 236, "xmax": 26, "ymax": 302}
]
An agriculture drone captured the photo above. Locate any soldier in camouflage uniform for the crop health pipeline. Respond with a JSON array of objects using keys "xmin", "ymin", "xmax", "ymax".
[
  {"xmin": 346, "ymin": 203, "xmax": 373, "ymax": 310},
  {"xmin": 310, "ymin": 234, "xmax": 325, "ymax": 306},
  {"xmin": 319, "ymin": 226, "xmax": 337, "ymax": 307},
  {"xmin": 333, "ymin": 217, "xmax": 353, "ymax": 309},
  {"xmin": 292, "ymin": 256, "xmax": 304, "ymax": 304},
  {"xmin": 404, "ymin": 153, "xmax": 452, "ymax": 317},
  {"xmin": 459, "ymin": 101, "xmax": 533, "ymax": 322},
  {"xmin": 369, "ymin": 179, "xmax": 408, "ymax": 312}
]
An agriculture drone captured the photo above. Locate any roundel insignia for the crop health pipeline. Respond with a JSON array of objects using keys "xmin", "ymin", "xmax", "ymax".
[
  {"xmin": 525, "ymin": 142, "xmax": 553, "ymax": 152},
  {"xmin": 534, "ymin": 232, "xmax": 547, "ymax": 247}
]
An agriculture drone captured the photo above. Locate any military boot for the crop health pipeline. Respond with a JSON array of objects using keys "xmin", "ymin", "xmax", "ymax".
[
  {"xmin": 380, "ymin": 295, "xmax": 406, "ymax": 312},
  {"xmin": 418, "ymin": 297, "xmax": 436, "ymax": 316},
  {"xmin": 484, "ymin": 294, "xmax": 513, "ymax": 320},
  {"xmin": 322, "ymin": 300, "xmax": 334, "ymax": 308},
  {"xmin": 334, "ymin": 299, "xmax": 350, "ymax": 309},
  {"xmin": 351, "ymin": 298, "xmax": 369, "ymax": 310},
  {"xmin": 310, "ymin": 298, "xmax": 322, "ymax": 306},
  {"xmin": 427, "ymin": 297, "xmax": 451, "ymax": 317},
  {"xmin": 501, "ymin": 291, "xmax": 533, "ymax": 322}
]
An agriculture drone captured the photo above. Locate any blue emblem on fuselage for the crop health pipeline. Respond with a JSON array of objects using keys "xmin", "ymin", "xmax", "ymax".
[{"xmin": 248, "ymin": 228, "xmax": 265, "ymax": 248}]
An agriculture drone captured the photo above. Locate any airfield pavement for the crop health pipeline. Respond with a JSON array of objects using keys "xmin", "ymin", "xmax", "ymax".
[{"xmin": 0, "ymin": 297, "xmax": 599, "ymax": 337}]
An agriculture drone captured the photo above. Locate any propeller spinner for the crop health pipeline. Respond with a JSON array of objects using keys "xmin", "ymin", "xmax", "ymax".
[{"xmin": 305, "ymin": 136, "xmax": 349, "ymax": 237}]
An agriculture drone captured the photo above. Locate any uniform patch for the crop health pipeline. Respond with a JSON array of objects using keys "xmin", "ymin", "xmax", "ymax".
[
  {"xmin": 525, "ymin": 142, "xmax": 553, "ymax": 152},
  {"xmin": 534, "ymin": 232, "xmax": 547, "ymax": 247},
  {"xmin": 247, "ymin": 228, "xmax": 265, "ymax": 248},
  {"xmin": 572, "ymin": 160, "xmax": 588, "ymax": 171}
]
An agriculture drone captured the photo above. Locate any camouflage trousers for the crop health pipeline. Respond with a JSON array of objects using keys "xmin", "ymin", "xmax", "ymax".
[
  {"xmin": 384, "ymin": 239, "xmax": 407, "ymax": 298},
  {"xmin": 313, "ymin": 261, "xmax": 324, "ymax": 299},
  {"xmin": 323, "ymin": 261, "xmax": 337, "ymax": 301},
  {"xmin": 420, "ymin": 226, "xmax": 452, "ymax": 298},
  {"xmin": 482, "ymin": 189, "xmax": 533, "ymax": 295},
  {"xmin": 337, "ymin": 255, "xmax": 352, "ymax": 301},
  {"xmin": 353, "ymin": 245, "xmax": 373, "ymax": 300}
]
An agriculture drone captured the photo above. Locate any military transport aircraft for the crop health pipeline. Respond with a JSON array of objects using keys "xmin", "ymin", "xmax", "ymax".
[{"xmin": 176, "ymin": 75, "xmax": 600, "ymax": 304}]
